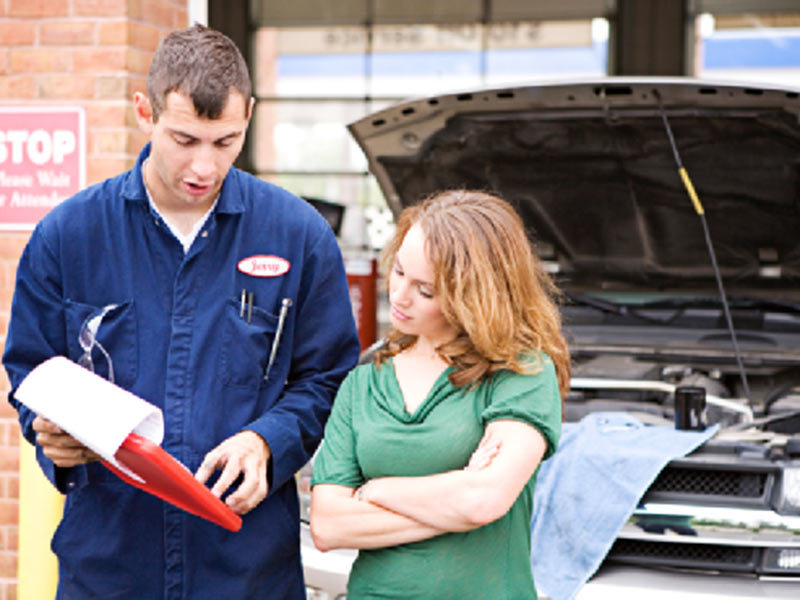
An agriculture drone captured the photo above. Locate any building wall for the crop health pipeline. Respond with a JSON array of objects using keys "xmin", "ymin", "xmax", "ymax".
[{"xmin": 0, "ymin": 1, "xmax": 188, "ymax": 597}]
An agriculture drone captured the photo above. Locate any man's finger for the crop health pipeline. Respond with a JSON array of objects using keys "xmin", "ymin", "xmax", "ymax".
[
  {"xmin": 195, "ymin": 451, "xmax": 224, "ymax": 485},
  {"xmin": 226, "ymin": 457, "xmax": 266, "ymax": 511},
  {"xmin": 32, "ymin": 415, "xmax": 63, "ymax": 434},
  {"xmin": 210, "ymin": 457, "xmax": 243, "ymax": 498}
]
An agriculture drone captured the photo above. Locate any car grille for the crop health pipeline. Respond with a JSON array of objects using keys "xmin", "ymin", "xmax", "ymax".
[
  {"xmin": 608, "ymin": 539, "xmax": 760, "ymax": 572},
  {"xmin": 643, "ymin": 465, "xmax": 774, "ymax": 508}
]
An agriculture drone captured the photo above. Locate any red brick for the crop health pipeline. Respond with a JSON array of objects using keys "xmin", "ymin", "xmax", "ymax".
[
  {"xmin": 96, "ymin": 76, "xmax": 128, "ymax": 99},
  {"xmin": 92, "ymin": 130, "xmax": 128, "ymax": 154},
  {"xmin": 126, "ymin": 104, "xmax": 139, "ymax": 128},
  {"xmin": 0, "ymin": 237, "xmax": 28, "ymax": 258},
  {"xmin": 0, "ymin": 76, "xmax": 35, "ymax": 99},
  {"xmin": 0, "ymin": 502, "xmax": 16, "ymax": 528},
  {"xmin": 0, "ymin": 552, "xmax": 17, "ymax": 578},
  {"xmin": 128, "ymin": 23, "xmax": 160, "ymax": 51},
  {"xmin": 9, "ymin": 50, "xmax": 60, "ymax": 74},
  {"xmin": 74, "ymin": 0, "xmax": 130, "ymax": 17},
  {"xmin": 0, "ymin": 22, "xmax": 35, "ymax": 46},
  {"xmin": 127, "ymin": 129, "xmax": 148, "ymax": 154},
  {"xmin": 127, "ymin": 48, "xmax": 152, "ymax": 76},
  {"xmin": 127, "ymin": 76, "xmax": 146, "ymax": 97},
  {"xmin": 98, "ymin": 21, "xmax": 128, "ymax": 46},
  {"xmin": 6, "ymin": 425, "xmax": 18, "ymax": 448},
  {"xmin": 141, "ymin": 0, "xmax": 174, "ymax": 28},
  {"xmin": 74, "ymin": 48, "xmax": 127, "ymax": 73},
  {"xmin": 7, "ymin": 527, "xmax": 18, "ymax": 552},
  {"xmin": 40, "ymin": 21, "xmax": 97, "ymax": 46},
  {"xmin": 8, "ymin": 0, "xmax": 69, "ymax": 18},
  {"xmin": 0, "ymin": 402, "xmax": 14, "ymax": 422},
  {"xmin": 87, "ymin": 157, "xmax": 128, "ymax": 185},
  {"xmin": 87, "ymin": 103, "xmax": 128, "ymax": 128},
  {"xmin": 6, "ymin": 477, "xmax": 18, "ymax": 503},
  {"xmin": 0, "ymin": 448, "xmax": 17, "ymax": 474},
  {"xmin": 173, "ymin": 6, "xmax": 189, "ymax": 28},
  {"xmin": 39, "ymin": 75, "xmax": 95, "ymax": 100},
  {"xmin": 127, "ymin": 0, "xmax": 144, "ymax": 20}
]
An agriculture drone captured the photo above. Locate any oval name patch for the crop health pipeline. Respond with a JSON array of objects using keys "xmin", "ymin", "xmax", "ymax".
[{"xmin": 237, "ymin": 255, "xmax": 291, "ymax": 278}]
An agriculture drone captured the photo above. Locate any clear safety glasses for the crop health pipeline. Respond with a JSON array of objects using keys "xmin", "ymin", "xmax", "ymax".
[{"xmin": 77, "ymin": 303, "xmax": 118, "ymax": 384}]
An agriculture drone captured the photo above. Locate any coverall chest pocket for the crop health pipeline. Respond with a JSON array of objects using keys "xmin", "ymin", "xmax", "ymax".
[
  {"xmin": 219, "ymin": 297, "xmax": 280, "ymax": 388},
  {"xmin": 64, "ymin": 299, "xmax": 138, "ymax": 389}
]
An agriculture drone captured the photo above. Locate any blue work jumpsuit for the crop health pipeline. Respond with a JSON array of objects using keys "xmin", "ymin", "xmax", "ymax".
[{"xmin": 3, "ymin": 143, "xmax": 361, "ymax": 599}]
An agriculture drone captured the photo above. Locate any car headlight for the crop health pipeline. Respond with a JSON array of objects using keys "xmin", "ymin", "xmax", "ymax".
[
  {"xmin": 777, "ymin": 468, "xmax": 800, "ymax": 515},
  {"xmin": 763, "ymin": 548, "xmax": 800, "ymax": 574}
]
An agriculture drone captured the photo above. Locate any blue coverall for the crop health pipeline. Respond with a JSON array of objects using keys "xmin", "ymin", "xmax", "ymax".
[{"xmin": 3, "ymin": 143, "xmax": 361, "ymax": 599}]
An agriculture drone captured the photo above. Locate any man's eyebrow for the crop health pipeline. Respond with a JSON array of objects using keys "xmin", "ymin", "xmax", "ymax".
[
  {"xmin": 165, "ymin": 128, "xmax": 243, "ymax": 143},
  {"xmin": 167, "ymin": 128, "xmax": 198, "ymax": 141},
  {"xmin": 215, "ymin": 131, "xmax": 243, "ymax": 143}
]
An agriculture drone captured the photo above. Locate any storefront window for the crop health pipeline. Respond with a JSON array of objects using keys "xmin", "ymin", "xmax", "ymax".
[{"xmin": 695, "ymin": 12, "xmax": 800, "ymax": 87}]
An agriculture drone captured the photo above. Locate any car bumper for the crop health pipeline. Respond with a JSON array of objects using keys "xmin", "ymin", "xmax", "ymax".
[{"xmin": 301, "ymin": 524, "xmax": 800, "ymax": 600}]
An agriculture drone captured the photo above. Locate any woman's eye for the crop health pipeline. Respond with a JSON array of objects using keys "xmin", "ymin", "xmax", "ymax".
[{"xmin": 419, "ymin": 288, "xmax": 433, "ymax": 299}]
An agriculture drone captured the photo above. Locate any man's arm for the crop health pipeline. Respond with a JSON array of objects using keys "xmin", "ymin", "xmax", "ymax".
[{"xmin": 3, "ymin": 227, "xmax": 88, "ymax": 492}]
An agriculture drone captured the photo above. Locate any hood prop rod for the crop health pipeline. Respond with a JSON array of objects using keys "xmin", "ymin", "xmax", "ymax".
[{"xmin": 653, "ymin": 89, "xmax": 753, "ymax": 412}]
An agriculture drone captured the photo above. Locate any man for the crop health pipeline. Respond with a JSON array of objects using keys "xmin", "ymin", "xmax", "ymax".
[{"xmin": 3, "ymin": 24, "xmax": 360, "ymax": 599}]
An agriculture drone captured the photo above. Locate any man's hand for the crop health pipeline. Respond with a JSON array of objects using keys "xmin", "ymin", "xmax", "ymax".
[
  {"xmin": 32, "ymin": 415, "xmax": 101, "ymax": 467},
  {"xmin": 195, "ymin": 430, "xmax": 271, "ymax": 515}
]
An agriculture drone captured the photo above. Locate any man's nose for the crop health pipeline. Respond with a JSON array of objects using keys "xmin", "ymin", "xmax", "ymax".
[{"xmin": 190, "ymin": 147, "xmax": 216, "ymax": 180}]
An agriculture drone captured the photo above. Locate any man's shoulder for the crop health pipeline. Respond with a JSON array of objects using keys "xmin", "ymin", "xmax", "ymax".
[{"xmin": 229, "ymin": 168, "xmax": 332, "ymax": 235}]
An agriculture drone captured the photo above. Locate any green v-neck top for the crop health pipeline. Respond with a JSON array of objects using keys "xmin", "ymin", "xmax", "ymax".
[{"xmin": 312, "ymin": 354, "xmax": 562, "ymax": 600}]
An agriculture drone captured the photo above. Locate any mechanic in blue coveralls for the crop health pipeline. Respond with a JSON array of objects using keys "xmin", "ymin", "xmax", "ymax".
[{"xmin": 2, "ymin": 24, "xmax": 360, "ymax": 599}]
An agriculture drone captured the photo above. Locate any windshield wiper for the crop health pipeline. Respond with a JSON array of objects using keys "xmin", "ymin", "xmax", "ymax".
[{"xmin": 564, "ymin": 292, "xmax": 679, "ymax": 324}]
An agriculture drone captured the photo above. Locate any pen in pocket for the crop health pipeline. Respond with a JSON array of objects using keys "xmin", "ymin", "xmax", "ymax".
[
  {"xmin": 265, "ymin": 298, "xmax": 292, "ymax": 380},
  {"xmin": 239, "ymin": 289, "xmax": 255, "ymax": 323}
]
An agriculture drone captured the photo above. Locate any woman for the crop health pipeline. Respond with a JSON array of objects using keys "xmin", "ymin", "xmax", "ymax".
[{"xmin": 310, "ymin": 190, "xmax": 570, "ymax": 599}]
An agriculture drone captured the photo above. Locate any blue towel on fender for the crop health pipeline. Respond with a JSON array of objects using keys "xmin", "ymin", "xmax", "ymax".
[{"xmin": 530, "ymin": 412, "xmax": 719, "ymax": 600}]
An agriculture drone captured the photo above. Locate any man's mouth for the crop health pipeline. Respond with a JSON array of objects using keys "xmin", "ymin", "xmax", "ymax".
[{"xmin": 183, "ymin": 181, "xmax": 212, "ymax": 196}]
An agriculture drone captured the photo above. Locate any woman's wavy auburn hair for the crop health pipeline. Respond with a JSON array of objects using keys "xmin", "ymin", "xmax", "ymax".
[{"xmin": 375, "ymin": 190, "xmax": 571, "ymax": 399}]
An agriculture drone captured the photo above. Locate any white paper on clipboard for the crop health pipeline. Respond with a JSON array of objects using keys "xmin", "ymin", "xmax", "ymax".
[{"xmin": 14, "ymin": 356, "xmax": 164, "ymax": 482}]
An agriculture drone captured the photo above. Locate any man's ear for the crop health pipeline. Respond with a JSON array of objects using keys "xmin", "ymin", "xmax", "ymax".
[
  {"xmin": 246, "ymin": 96, "xmax": 255, "ymax": 123},
  {"xmin": 134, "ymin": 92, "xmax": 155, "ymax": 134}
]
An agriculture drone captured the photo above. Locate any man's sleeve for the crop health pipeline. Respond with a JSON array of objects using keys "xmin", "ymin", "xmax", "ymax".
[
  {"xmin": 2, "ymin": 225, "xmax": 85, "ymax": 493},
  {"xmin": 243, "ymin": 222, "xmax": 361, "ymax": 494}
]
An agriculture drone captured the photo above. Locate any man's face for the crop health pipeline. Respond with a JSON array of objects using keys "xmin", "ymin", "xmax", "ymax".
[{"xmin": 135, "ymin": 90, "xmax": 251, "ymax": 210}]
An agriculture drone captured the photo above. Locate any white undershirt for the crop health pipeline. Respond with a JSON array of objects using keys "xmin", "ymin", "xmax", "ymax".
[{"xmin": 142, "ymin": 160, "xmax": 218, "ymax": 254}]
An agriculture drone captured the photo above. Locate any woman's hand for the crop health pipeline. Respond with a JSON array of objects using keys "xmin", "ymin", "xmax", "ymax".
[{"xmin": 464, "ymin": 431, "xmax": 501, "ymax": 471}]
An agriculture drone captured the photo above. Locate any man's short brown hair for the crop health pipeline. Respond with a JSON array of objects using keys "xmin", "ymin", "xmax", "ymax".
[{"xmin": 146, "ymin": 23, "xmax": 252, "ymax": 121}]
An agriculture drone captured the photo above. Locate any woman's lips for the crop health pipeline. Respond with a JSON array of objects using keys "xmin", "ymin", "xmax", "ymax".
[{"xmin": 390, "ymin": 305, "xmax": 410, "ymax": 321}]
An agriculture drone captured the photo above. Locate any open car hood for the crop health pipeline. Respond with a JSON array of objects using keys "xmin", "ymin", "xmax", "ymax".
[{"xmin": 348, "ymin": 77, "xmax": 800, "ymax": 295}]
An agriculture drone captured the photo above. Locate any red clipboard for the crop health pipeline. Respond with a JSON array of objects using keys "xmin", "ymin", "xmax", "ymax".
[{"xmin": 102, "ymin": 432, "xmax": 242, "ymax": 532}]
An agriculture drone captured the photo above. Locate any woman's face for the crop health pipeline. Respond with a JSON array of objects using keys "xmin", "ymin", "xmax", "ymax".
[{"xmin": 388, "ymin": 224, "xmax": 457, "ymax": 346}]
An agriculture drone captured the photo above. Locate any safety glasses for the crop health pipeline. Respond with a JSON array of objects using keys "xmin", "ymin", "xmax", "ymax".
[{"xmin": 77, "ymin": 304, "xmax": 118, "ymax": 384}]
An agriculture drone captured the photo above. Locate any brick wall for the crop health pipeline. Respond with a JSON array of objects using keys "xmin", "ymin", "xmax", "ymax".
[{"xmin": 0, "ymin": 1, "xmax": 188, "ymax": 597}]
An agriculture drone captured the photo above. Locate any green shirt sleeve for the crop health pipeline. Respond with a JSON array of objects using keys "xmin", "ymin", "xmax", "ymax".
[
  {"xmin": 311, "ymin": 367, "xmax": 365, "ymax": 489},
  {"xmin": 480, "ymin": 355, "xmax": 562, "ymax": 460}
]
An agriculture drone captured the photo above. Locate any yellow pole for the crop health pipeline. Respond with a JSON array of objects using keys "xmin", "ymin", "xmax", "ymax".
[{"xmin": 18, "ymin": 440, "xmax": 62, "ymax": 600}]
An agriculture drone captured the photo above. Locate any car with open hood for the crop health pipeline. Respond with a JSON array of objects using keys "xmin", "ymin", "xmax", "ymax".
[{"xmin": 300, "ymin": 77, "xmax": 800, "ymax": 599}]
